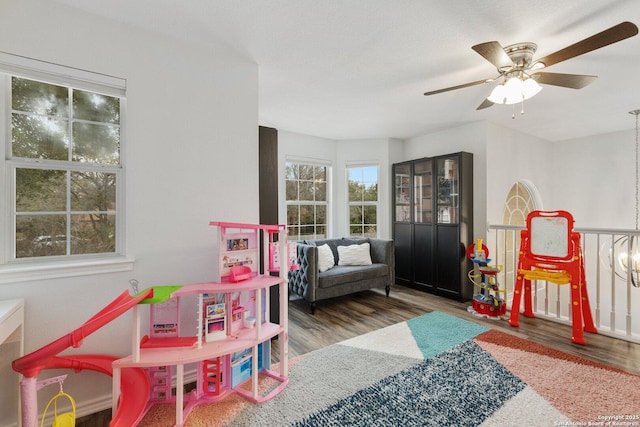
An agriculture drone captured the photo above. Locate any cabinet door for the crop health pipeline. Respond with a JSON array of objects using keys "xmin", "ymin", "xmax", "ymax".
[
  {"xmin": 413, "ymin": 223, "xmax": 434, "ymax": 290},
  {"xmin": 435, "ymin": 225, "xmax": 461, "ymax": 297},
  {"xmin": 394, "ymin": 163, "xmax": 411, "ymax": 223},
  {"xmin": 413, "ymin": 160, "xmax": 432, "ymax": 224},
  {"xmin": 394, "ymin": 222, "xmax": 412, "ymax": 285},
  {"xmin": 436, "ymin": 156, "xmax": 459, "ymax": 224}
]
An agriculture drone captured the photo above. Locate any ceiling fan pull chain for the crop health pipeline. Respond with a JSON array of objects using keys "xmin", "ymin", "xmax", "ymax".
[{"xmin": 511, "ymin": 98, "xmax": 526, "ymax": 119}]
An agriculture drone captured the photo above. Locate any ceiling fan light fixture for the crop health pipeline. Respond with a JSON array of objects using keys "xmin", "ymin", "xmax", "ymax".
[
  {"xmin": 522, "ymin": 77, "xmax": 543, "ymax": 99},
  {"xmin": 487, "ymin": 77, "xmax": 542, "ymax": 105},
  {"xmin": 487, "ymin": 83, "xmax": 507, "ymax": 104},
  {"xmin": 423, "ymin": 22, "xmax": 638, "ymax": 114}
]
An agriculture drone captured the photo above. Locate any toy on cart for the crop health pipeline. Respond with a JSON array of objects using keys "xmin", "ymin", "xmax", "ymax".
[{"xmin": 466, "ymin": 238, "xmax": 507, "ymax": 319}]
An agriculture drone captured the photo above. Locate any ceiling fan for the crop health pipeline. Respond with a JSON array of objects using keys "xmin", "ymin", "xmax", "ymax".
[{"xmin": 423, "ymin": 21, "xmax": 639, "ymax": 113}]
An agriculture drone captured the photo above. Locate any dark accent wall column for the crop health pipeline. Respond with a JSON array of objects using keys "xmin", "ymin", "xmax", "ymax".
[{"xmin": 259, "ymin": 126, "xmax": 280, "ymax": 323}]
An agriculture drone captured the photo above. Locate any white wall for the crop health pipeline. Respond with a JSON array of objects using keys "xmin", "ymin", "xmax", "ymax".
[
  {"xmin": 485, "ymin": 122, "xmax": 554, "ymax": 224},
  {"xmin": 403, "ymin": 121, "xmax": 488, "ymax": 239},
  {"xmin": 551, "ymin": 129, "xmax": 635, "ymax": 228},
  {"xmin": 485, "ymin": 123, "xmax": 635, "ymax": 230},
  {"xmin": 0, "ymin": 0, "xmax": 258, "ymax": 423}
]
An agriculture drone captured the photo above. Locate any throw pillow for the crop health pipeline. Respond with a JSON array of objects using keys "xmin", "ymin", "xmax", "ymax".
[
  {"xmin": 338, "ymin": 242, "xmax": 372, "ymax": 266},
  {"xmin": 317, "ymin": 244, "xmax": 335, "ymax": 272}
]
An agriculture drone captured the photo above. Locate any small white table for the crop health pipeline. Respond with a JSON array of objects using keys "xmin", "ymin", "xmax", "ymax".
[{"xmin": 1, "ymin": 299, "xmax": 24, "ymax": 427}]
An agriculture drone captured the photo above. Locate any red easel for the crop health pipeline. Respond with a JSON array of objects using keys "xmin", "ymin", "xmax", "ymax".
[{"xmin": 508, "ymin": 210, "xmax": 597, "ymax": 344}]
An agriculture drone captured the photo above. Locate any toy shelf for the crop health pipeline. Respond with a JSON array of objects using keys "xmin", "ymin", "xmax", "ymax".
[
  {"xmin": 112, "ymin": 222, "xmax": 291, "ymax": 427},
  {"xmin": 113, "ymin": 322, "xmax": 282, "ymax": 368},
  {"xmin": 113, "ymin": 277, "xmax": 288, "ymax": 426},
  {"xmin": 172, "ymin": 276, "xmax": 283, "ymax": 296}
]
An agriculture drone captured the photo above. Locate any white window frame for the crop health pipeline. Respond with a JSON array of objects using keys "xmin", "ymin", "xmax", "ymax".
[
  {"xmin": 0, "ymin": 52, "xmax": 133, "ymax": 284},
  {"xmin": 346, "ymin": 162, "xmax": 379, "ymax": 238},
  {"xmin": 284, "ymin": 157, "xmax": 331, "ymax": 241}
]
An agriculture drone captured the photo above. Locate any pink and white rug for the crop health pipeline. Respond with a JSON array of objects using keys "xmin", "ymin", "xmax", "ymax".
[{"xmin": 139, "ymin": 311, "xmax": 640, "ymax": 426}]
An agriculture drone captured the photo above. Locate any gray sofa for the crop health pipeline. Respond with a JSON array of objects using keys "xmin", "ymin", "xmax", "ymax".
[{"xmin": 288, "ymin": 237, "xmax": 395, "ymax": 313}]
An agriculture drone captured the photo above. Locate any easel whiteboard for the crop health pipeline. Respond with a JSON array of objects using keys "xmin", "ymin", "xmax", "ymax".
[{"xmin": 529, "ymin": 216, "xmax": 569, "ymax": 258}]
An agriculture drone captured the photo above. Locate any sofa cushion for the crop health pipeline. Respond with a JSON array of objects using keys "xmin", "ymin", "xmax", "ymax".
[
  {"xmin": 317, "ymin": 244, "xmax": 335, "ymax": 272},
  {"xmin": 318, "ymin": 264, "xmax": 388, "ymax": 289},
  {"xmin": 308, "ymin": 237, "xmax": 369, "ymax": 264},
  {"xmin": 338, "ymin": 242, "xmax": 372, "ymax": 266}
]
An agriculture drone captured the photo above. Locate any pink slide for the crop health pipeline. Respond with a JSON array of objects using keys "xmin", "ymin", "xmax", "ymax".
[
  {"xmin": 44, "ymin": 355, "xmax": 150, "ymax": 427},
  {"xmin": 12, "ymin": 288, "xmax": 155, "ymax": 426},
  {"xmin": 110, "ymin": 366, "xmax": 151, "ymax": 427},
  {"xmin": 13, "ymin": 289, "xmax": 153, "ymax": 377}
]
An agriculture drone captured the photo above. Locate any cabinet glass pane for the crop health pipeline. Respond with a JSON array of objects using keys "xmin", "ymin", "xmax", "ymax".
[
  {"xmin": 394, "ymin": 164, "xmax": 410, "ymax": 222},
  {"xmin": 413, "ymin": 160, "xmax": 432, "ymax": 224},
  {"xmin": 436, "ymin": 157, "xmax": 459, "ymax": 224}
]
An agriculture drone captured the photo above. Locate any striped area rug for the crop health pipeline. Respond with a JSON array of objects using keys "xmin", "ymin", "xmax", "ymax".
[{"xmin": 140, "ymin": 311, "xmax": 640, "ymax": 426}]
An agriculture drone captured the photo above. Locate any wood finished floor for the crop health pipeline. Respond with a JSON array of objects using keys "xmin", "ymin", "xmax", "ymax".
[
  {"xmin": 281, "ymin": 286, "xmax": 640, "ymax": 376},
  {"xmin": 77, "ymin": 285, "xmax": 640, "ymax": 426}
]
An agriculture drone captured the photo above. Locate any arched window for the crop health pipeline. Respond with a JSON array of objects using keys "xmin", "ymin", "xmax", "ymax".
[
  {"xmin": 503, "ymin": 180, "xmax": 541, "ymax": 225},
  {"xmin": 500, "ymin": 181, "xmax": 541, "ymax": 289}
]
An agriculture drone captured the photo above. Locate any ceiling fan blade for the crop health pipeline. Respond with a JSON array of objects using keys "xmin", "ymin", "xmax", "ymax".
[
  {"xmin": 424, "ymin": 78, "xmax": 493, "ymax": 96},
  {"xmin": 476, "ymin": 98, "xmax": 494, "ymax": 110},
  {"xmin": 472, "ymin": 41, "xmax": 514, "ymax": 69},
  {"xmin": 533, "ymin": 72, "xmax": 597, "ymax": 89},
  {"xmin": 533, "ymin": 21, "xmax": 638, "ymax": 69}
]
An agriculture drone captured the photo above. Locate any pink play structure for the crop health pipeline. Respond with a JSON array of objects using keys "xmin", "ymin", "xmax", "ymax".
[
  {"xmin": 13, "ymin": 221, "xmax": 293, "ymax": 427},
  {"xmin": 13, "ymin": 288, "xmax": 154, "ymax": 427}
]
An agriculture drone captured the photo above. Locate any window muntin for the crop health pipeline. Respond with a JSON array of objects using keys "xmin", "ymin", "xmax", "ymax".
[
  {"xmin": 285, "ymin": 161, "xmax": 328, "ymax": 241},
  {"xmin": 8, "ymin": 76, "xmax": 121, "ymax": 260},
  {"xmin": 348, "ymin": 165, "xmax": 378, "ymax": 238}
]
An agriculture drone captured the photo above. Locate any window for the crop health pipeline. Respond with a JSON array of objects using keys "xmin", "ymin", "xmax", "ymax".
[
  {"xmin": 348, "ymin": 165, "xmax": 378, "ymax": 237},
  {"xmin": 4, "ymin": 75, "xmax": 123, "ymax": 262},
  {"xmin": 502, "ymin": 181, "xmax": 540, "ymax": 226},
  {"xmin": 499, "ymin": 180, "xmax": 541, "ymax": 296},
  {"xmin": 285, "ymin": 161, "xmax": 328, "ymax": 241}
]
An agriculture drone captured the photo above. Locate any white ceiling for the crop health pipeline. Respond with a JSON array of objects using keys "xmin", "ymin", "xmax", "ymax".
[{"xmin": 55, "ymin": 0, "xmax": 640, "ymax": 142}]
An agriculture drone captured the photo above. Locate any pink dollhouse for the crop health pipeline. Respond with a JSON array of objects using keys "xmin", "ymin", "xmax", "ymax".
[
  {"xmin": 13, "ymin": 221, "xmax": 295, "ymax": 427},
  {"xmin": 111, "ymin": 222, "xmax": 294, "ymax": 425}
]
